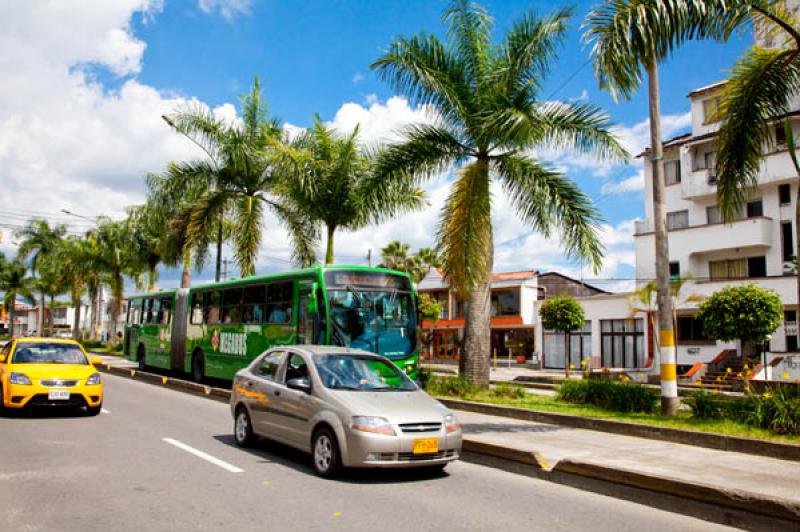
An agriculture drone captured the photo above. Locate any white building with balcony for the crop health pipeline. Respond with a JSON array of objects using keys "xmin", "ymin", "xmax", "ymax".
[{"xmin": 633, "ymin": 78, "xmax": 800, "ymax": 380}]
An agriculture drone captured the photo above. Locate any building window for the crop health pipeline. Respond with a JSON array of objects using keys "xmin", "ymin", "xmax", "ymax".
[
  {"xmin": 491, "ymin": 289, "xmax": 520, "ymax": 316},
  {"xmin": 776, "ymin": 123, "xmax": 787, "ymax": 147},
  {"xmin": 601, "ymin": 319, "xmax": 645, "ymax": 368},
  {"xmin": 783, "ymin": 221, "xmax": 794, "ymax": 262},
  {"xmin": 709, "ymin": 258, "xmax": 746, "ymax": 279},
  {"xmin": 544, "ymin": 321, "xmax": 591, "ymax": 370},
  {"xmin": 677, "ymin": 316, "xmax": 712, "ymax": 343},
  {"xmin": 669, "ymin": 262, "xmax": 680, "ymax": 279},
  {"xmin": 266, "ymin": 282, "xmax": 294, "ymax": 324},
  {"xmin": 746, "ymin": 199, "xmax": 763, "ymax": 218},
  {"xmin": 785, "ymin": 311, "xmax": 798, "ymax": 352},
  {"xmin": 666, "ymin": 210, "xmax": 689, "ymax": 230},
  {"xmin": 429, "ymin": 291, "xmax": 449, "ymax": 320},
  {"xmin": 748, "ymin": 256, "xmax": 767, "ymax": 277},
  {"xmin": 706, "ymin": 205, "xmax": 721, "ymax": 224},
  {"xmin": 664, "ymin": 160, "xmax": 681, "ymax": 185},
  {"xmin": 703, "ymin": 96, "xmax": 722, "ymax": 124},
  {"xmin": 780, "ymin": 183, "xmax": 792, "ymax": 205}
]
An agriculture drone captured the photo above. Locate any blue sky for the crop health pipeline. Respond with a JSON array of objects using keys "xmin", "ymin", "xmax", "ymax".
[{"xmin": 0, "ymin": 0, "xmax": 753, "ymax": 291}]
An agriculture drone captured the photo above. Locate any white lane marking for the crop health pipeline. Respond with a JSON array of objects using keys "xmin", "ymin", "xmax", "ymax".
[
  {"xmin": 101, "ymin": 408, "xmax": 111, "ymax": 414},
  {"xmin": 162, "ymin": 438, "xmax": 244, "ymax": 473}
]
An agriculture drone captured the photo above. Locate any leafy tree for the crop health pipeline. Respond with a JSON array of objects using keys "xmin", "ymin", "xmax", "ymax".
[
  {"xmin": 163, "ymin": 77, "xmax": 316, "ymax": 276},
  {"xmin": 277, "ymin": 119, "xmax": 425, "ymax": 265},
  {"xmin": 697, "ymin": 284, "xmax": 782, "ymax": 360},
  {"xmin": 417, "ymin": 293, "xmax": 443, "ymax": 358},
  {"xmin": 15, "ymin": 219, "xmax": 66, "ymax": 333},
  {"xmin": 539, "ymin": 295, "xmax": 585, "ymax": 376},
  {"xmin": 379, "ymin": 241, "xmax": 443, "ymax": 283},
  {"xmin": 59, "ymin": 237, "xmax": 95, "ymax": 340},
  {"xmin": 372, "ymin": 1, "xmax": 626, "ymax": 386},
  {"xmin": 0, "ymin": 259, "xmax": 34, "ymax": 338},
  {"xmin": 90, "ymin": 218, "xmax": 139, "ymax": 338}
]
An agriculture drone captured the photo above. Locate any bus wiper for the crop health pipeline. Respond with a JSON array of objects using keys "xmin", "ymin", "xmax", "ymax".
[{"xmin": 345, "ymin": 285, "xmax": 363, "ymax": 306}]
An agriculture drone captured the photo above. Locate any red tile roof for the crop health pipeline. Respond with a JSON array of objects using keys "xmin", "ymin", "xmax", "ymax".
[{"xmin": 490, "ymin": 270, "xmax": 538, "ymax": 281}]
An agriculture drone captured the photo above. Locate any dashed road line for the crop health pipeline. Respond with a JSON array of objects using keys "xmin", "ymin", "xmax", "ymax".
[
  {"xmin": 101, "ymin": 408, "xmax": 111, "ymax": 414},
  {"xmin": 162, "ymin": 438, "xmax": 244, "ymax": 473}
]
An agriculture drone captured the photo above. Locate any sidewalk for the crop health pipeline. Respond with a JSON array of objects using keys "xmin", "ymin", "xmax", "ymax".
[{"xmin": 454, "ymin": 408, "xmax": 800, "ymax": 503}]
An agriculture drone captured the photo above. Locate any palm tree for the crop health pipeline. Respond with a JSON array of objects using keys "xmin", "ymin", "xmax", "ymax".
[
  {"xmin": 379, "ymin": 241, "xmax": 412, "ymax": 271},
  {"xmin": 59, "ymin": 236, "xmax": 94, "ymax": 340},
  {"xmin": 15, "ymin": 219, "xmax": 66, "ymax": 334},
  {"xmin": 379, "ymin": 241, "xmax": 442, "ymax": 283},
  {"xmin": 372, "ymin": 1, "xmax": 627, "ymax": 387},
  {"xmin": 90, "ymin": 218, "xmax": 137, "ymax": 338},
  {"xmin": 278, "ymin": 119, "xmax": 426, "ymax": 265},
  {"xmin": 163, "ymin": 77, "xmax": 316, "ymax": 276},
  {"xmin": 0, "ymin": 259, "xmax": 34, "ymax": 338}
]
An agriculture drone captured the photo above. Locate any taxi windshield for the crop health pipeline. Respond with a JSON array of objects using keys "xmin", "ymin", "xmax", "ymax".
[
  {"xmin": 313, "ymin": 354, "xmax": 417, "ymax": 392},
  {"xmin": 12, "ymin": 344, "xmax": 87, "ymax": 364}
]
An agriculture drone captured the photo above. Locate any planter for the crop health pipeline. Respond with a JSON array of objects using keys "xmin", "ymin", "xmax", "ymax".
[{"xmin": 516, "ymin": 355, "xmax": 526, "ymax": 364}]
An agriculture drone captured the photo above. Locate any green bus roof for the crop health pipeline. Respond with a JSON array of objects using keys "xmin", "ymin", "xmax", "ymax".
[{"xmin": 127, "ymin": 288, "xmax": 178, "ymax": 300}]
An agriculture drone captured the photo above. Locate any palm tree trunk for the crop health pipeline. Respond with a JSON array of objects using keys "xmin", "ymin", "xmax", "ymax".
[
  {"xmin": 72, "ymin": 295, "xmax": 81, "ymax": 341},
  {"xmin": 646, "ymin": 57, "xmax": 678, "ymax": 416},
  {"xmin": 181, "ymin": 249, "xmax": 191, "ymax": 289},
  {"xmin": 48, "ymin": 295, "xmax": 54, "ymax": 332},
  {"xmin": 148, "ymin": 264, "xmax": 156, "ymax": 291},
  {"xmin": 215, "ymin": 216, "xmax": 223, "ymax": 282},
  {"xmin": 38, "ymin": 291, "xmax": 45, "ymax": 335},
  {"xmin": 325, "ymin": 225, "xmax": 335, "ymax": 265},
  {"xmin": 8, "ymin": 303, "xmax": 15, "ymax": 339},
  {"xmin": 460, "ymin": 233, "xmax": 493, "ymax": 388}
]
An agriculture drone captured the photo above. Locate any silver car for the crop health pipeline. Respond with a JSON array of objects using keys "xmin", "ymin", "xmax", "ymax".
[{"xmin": 230, "ymin": 345, "xmax": 462, "ymax": 477}]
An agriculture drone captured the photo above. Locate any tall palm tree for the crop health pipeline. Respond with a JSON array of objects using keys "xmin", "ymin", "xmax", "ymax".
[
  {"xmin": 278, "ymin": 119, "xmax": 425, "ymax": 265},
  {"xmin": 59, "ymin": 236, "xmax": 94, "ymax": 340},
  {"xmin": 379, "ymin": 241, "xmax": 412, "ymax": 271},
  {"xmin": 90, "ymin": 218, "xmax": 137, "ymax": 338},
  {"xmin": 372, "ymin": 1, "xmax": 627, "ymax": 387},
  {"xmin": 0, "ymin": 259, "xmax": 34, "ymax": 338},
  {"xmin": 379, "ymin": 241, "xmax": 442, "ymax": 283},
  {"xmin": 15, "ymin": 219, "xmax": 66, "ymax": 334},
  {"xmin": 163, "ymin": 77, "xmax": 316, "ymax": 276}
]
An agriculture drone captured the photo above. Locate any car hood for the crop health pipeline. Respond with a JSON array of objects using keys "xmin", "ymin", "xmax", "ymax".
[
  {"xmin": 329, "ymin": 389, "xmax": 449, "ymax": 424},
  {"xmin": 8, "ymin": 364, "xmax": 97, "ymax": 380}
]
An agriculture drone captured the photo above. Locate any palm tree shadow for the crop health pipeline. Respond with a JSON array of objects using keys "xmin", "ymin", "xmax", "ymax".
[{"xmin": 212, "ymin": 433, "xmax": 451, "ymax": 484}]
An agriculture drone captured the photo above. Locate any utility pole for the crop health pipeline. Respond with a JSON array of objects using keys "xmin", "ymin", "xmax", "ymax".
[{"xmin": 367, "ymin": 249, "xmax": 372, "ymax": 266}]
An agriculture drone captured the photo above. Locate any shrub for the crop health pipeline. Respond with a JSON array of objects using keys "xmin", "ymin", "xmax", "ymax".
[
  {"xmin": 687, "ymin": 390, "xmax": 723, "ymax": 419},
  {"xmin": 424, "ymin": 376, "xmax": 478, "ymax": 398},
  {"xmin": 491, "ymin": 383, "xmax": 527, "ymax": 400},
  {"xmin": 416, "ymin": 366, "xmax": 432, "ymax": 390},
  {"xmin": 557, "ymin": 378, "xmax": 658, "ymax": 413},
  {"xmin": 82, "ymin": 340, "xmax": 104, "ymax": 349},
  {"xmin": 742, "ymin": 387, "xmax": 800, "ymax": 435}
]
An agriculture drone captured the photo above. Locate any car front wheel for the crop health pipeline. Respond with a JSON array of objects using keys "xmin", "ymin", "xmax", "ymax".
[{"xmin": 312, "ymin": 428, "xmax": 341, "ymax": 478}]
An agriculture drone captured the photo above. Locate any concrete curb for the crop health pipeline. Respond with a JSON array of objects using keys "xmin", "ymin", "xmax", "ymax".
[
  {"xmin": 439, "ymin": 398, "xmax": 800, "ymax": 462},
  {"xmin": 461, "ymin": 439, "xmax": 549, "ymax": 469},
  {"xmin": 99, "ymin": 364, "xmax": 232, "ymax": 403},
  {"xmin": 552, "ymin": 459, "xmax": 800, "ymax": 523}
]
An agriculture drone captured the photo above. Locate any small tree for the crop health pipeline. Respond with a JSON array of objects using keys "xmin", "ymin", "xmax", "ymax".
[
  {"xmin": 417, "ymin": 293, "xmax": 443, "ymax": 359},
  {"xmin": 540, "ymin": 295, "xmax": 585, "ymax": 377},
  {"xmin": 697, "ymin": 284, "xmax": 782, "ymax": 362}
]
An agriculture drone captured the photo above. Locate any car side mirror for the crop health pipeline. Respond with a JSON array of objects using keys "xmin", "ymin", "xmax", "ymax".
[
  {"xmin": 90, "ymin": 357, "xmax": 103, "ymax": 366},
  {"xmin": 287, "ymin": 377, "xmax": 312, "ymax": 394},
  {"xmin": 0, "ymin": 354, "xmax": 5, "ymax": 363}
]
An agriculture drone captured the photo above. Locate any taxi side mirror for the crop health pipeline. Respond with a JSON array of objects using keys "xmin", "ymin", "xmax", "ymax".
[
  {"xmin": 90, "ymin": 357, "xmax": 103, "ymax": 366},
  {"xmin": 0, "ymin": 354, "xmax": 5, "ymax": 363}
]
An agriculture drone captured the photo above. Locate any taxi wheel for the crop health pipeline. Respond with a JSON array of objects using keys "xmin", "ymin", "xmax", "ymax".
[
  {"xmin": 85, "ymin": 405, "xmax": 102, "ymax": 416},
  {"xmin": 312, "ymin": 428, "xmax": 341, "ymax": 478},
  {"xmin": 234, "ymin": 406, "xmax": 255, "ymax": 448}
]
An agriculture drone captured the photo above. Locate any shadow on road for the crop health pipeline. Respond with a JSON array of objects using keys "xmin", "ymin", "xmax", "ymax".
[
  {"xmin": 213, "ymin": 433, "xmax": 451, "ymax": 484},
  {"xmin": 0, "ymin": 407, "xmax": 92, "ymax": 419}
]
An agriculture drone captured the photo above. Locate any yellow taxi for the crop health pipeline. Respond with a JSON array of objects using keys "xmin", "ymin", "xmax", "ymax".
[{"xmin": 0, "ymin": 338, "xmax": 104, "ymax": 415}]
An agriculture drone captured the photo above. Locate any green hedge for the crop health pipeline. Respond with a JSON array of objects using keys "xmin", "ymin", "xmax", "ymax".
[
  {"xmin": 557, "ymin": 379, "xmax": 658, "ymax": 414},
  {"xmin": 688, "ymin": 387, "xmax": 800, "ymax": 435}
]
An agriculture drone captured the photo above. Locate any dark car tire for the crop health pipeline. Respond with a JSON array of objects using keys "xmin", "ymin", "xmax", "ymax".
[
  {"xmin": 192, "ymin": 352, "xmax": 205, "ymax": 384},
  {"xmin": 234, "ymin": 406, "xmax": 256, "ymax": 448},
  {"xmin": 312, "ymin": 428, "xmax": 342, "ymax": 478},
  {"xmin": 85, "ymin": 404, "xmax": 102, "ymax": 417}
]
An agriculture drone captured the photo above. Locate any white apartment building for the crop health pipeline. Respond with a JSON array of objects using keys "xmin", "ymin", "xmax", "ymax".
[{"xmin": 633, "ymin": 79, "xmax": 800, "ymax": 380}]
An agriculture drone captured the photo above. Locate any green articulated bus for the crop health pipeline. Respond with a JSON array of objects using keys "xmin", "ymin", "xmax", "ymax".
[{"xmin": 123, "ymin": 265, "xmax": 419, "ymax": 382}]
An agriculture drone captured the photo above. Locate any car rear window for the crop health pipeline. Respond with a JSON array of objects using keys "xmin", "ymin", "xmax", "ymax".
[{"xmin": 12, "ymin": 344, "xmax": 87, "ymax": 364}]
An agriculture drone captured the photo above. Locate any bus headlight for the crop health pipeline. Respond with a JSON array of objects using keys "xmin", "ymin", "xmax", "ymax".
[{"xmin": 405, "ymin": 363, "xmax": 414, "ymax": 373}]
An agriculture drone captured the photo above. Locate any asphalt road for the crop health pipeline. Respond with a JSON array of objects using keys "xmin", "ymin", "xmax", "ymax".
[{"xmin": 0, "ymin": 374, "xmax": 734, "ymax": 532}]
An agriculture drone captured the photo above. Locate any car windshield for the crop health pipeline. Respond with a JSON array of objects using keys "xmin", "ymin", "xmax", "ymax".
[
  {"xmin": 12, "ymin": 344, "xmax": 87, "ymax": 364},
  {"xmin": 313, "ymin": 354, "xmax": 417, "ymax": 392}
]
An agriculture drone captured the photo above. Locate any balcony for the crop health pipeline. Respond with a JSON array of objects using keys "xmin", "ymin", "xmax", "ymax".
[
  {"xmin": 681, "ymin": 168, "xmax": 718, "ymax": 199},
  {"xmin": 634, "ymin": 217, "xmax": 774, "ymax": 255}
]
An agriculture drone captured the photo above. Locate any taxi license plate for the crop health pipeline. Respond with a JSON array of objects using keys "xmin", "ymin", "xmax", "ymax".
[
  {"xmin": 48, "ymin": 390, "xmax": 70, "ymax": 401},
  {"xmin": 412, "ymin": 438, "xmax": 439, "ymax": 455}
]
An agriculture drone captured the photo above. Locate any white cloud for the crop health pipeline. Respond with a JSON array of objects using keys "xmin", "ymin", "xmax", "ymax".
[
  {"xmin": 352, "ymin": 72, "xmax": 365, "ymax": 85},
  {"xmin": 197, "ymin": 0, "xmax": 251, "ymax": 21},
  {"xmin": 0, "ymin": 1, "xmax": 235, "ymax": 258},
  {"xmin": 601, "ymin": 170, "xmax": 644, "ymax": 195},
  {"xmin": 569, "ymin": 89, "xmax": 589, "ymax": 102}
]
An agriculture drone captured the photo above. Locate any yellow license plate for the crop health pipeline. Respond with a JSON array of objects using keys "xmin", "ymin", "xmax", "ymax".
[{"xmin": 412, "ymin": 438, "xmax": 439, "ymax": 455}]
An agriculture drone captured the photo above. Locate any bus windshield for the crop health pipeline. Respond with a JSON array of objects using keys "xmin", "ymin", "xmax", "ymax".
[{"xmin": 325, "ymin": 271, "xmax": 416, "ymax": 359}]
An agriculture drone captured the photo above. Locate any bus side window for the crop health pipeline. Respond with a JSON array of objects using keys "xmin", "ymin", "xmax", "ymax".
[
  {"xmin": 161, "ymin": 298, "xmax": 172, "ymax": 325},
  {"xmin": 190, "ymin": 293, "xmax": 204, "ymax": 325},
  {"xmin": 243, "ymin": 284, "xmax": 265, "ymax": 324},
  {"xmin": 206, "ymin": 291, "xmax": 221, "ymax": 324},
  {"xmin": 222, "ymin": 288, "xmax": 243, "ymax": 324},
  {"xmin": 133, "ymin": 300, "xmax": 142, "ymax": 325},
  {"xmin": 152, "ymin": 298, "xmax": 162, "ymax": 325},
  {"xmin": 266, "ymin": 282, "xmax": 293, "ymax": 324},
  {"xmin": 142, "ymin": 299, "xmax": 153, "ymax": 325}
]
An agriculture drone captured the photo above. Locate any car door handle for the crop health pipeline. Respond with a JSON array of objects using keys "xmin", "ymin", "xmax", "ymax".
[
  {"xmin": 244, "ymin": 381, "xmax": 253, "ymax": 387},
  {"xmin": 274, "ymin": 390, "xmax": 280, "ymax": 396}
]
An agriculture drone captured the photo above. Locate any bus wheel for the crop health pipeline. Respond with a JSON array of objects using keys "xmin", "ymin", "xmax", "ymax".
[
  {"xmin": 137, "ymin": 345, "xmax": 146, "ymax": 370},
  {"xmin": 192, "ymin": 352, "xmax": 205, "ymax": 383}
]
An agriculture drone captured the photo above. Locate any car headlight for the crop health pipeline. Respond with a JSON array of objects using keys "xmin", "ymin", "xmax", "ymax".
[
  {"xmin": 86, "ymin": 373, "xmax": 102, "ymax": 385},
  {"xmin": 444, "ymin": 413, "xmax": 460, "ymax": 433},
  {"xmin": 351, "ymin": 416, "xmax": 396, "ymax": 436},
  {"xmin": 9, "ymin": 372, "xmax": 32, "ymax": 385}
]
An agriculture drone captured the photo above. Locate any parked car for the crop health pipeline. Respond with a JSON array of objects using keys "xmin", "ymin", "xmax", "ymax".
[
  {"xmin": 230, "ymin": 345, "xmax": 462, "ymax": 477},
  {"xmin": 0, "ymin": 338, "xmax": 104, "ymax": 415}
]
